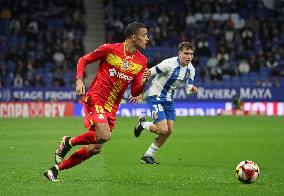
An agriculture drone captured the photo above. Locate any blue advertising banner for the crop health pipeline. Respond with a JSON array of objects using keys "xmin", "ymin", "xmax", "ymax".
[
  {"xmin": 73, "ymin": 102, "xmax": 227, "ymax": 117},
  {"xmin": 0, "ymin": 88, "xmax": 77, "ymax": 101},
  {"xmin": 123, "ymin": 86, "xmax": 284, "ymax": 102},
  {"xmin": 1, "ymin": 86, "xmax": 283, "ymax": 102},
  {"xmin": 193, "ymin": 87, "xmax": 283, "ymax": 102}
]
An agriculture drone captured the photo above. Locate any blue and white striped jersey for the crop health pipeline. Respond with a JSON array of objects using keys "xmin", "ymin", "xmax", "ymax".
[{"xmin": 148, "ymin": 56, "xmax": 195, "ymax": 101}]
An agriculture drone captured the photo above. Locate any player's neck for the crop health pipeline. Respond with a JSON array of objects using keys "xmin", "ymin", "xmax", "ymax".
[
  {"xmin": 124, "ymin": 40, "xmax": 137, "ymax": 54},
  {"xmin": 180, "ymin": 63, "xmax": 187, "ymax": 67}
]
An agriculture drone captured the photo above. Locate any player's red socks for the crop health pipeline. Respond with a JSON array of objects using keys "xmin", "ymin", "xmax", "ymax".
[
  {"xmin": 70, "ymin": 131, "xmax": 97, "ymax": 146},
  {"xmin": 58, "ymin": 146, "xmax": 92, "ymax": 170}
]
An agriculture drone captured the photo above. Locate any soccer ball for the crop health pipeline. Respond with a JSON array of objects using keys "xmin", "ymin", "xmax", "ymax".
[{"xmin": 235, "ymin": 160, "xmax": 260, "ymax": 183}]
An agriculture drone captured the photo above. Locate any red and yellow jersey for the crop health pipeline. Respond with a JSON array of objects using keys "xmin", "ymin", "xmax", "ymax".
[{"xmin": 76, "ymin": 43, "xmax": 147, "ymax": 113}]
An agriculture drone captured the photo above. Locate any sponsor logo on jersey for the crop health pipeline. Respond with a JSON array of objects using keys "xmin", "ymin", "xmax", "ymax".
[
  {"xmin": 109, "ymin": 68, "xmax": 117, "ymax": 76},
  {"xmin": 109, "ymin": 68, "xmax": 133, "ymax": 82}
]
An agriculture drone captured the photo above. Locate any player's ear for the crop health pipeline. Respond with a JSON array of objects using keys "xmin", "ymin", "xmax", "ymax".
[{"xmin": 132, "ymin": 35, "xmax": 136, "ymax": 41}]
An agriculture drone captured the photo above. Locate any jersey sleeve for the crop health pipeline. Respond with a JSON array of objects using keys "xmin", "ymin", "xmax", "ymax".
[
  {"xmin": 149, "ymin": 59, "xmax": 170, "ymax": 76},
  {"xmin": 130, "ymin": 58, "xmax": 147, "ymax": 97},
  {"xmin": 76, "ymin": 44, "xmax": 110, "ymax": 79}
]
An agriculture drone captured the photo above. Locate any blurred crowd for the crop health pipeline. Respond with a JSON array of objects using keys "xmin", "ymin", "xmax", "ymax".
[
  {"xmin": 104, "ymin": 0, "xmax": 284, "ymax": 87},
  {"xmin": 1, "ymin": 0, "xmax": 284, "ymax": 88},
  {"xmin": 0, "ymin": 0, "xmax": 86, "ymax": 88}
]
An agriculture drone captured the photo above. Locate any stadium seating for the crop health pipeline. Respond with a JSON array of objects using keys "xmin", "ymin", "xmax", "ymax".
[
  {"xmin": 104, "ymin": 0, "xmax": 284, "ymax": 88},
  {"xmin": 1, "ymin": 0, "xmax": 283, "ymax": 88},
  {"xmin": 0, "ymin": 0, "xmax": 86, "ymax": 88}
]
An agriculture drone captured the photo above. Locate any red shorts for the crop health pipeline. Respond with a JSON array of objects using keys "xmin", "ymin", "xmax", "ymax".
[{"xmin": 83, "ymin": 101, "xmax": 116, "ymax": 132}]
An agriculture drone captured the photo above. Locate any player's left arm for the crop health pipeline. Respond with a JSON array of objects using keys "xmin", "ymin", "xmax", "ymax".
[
  {"xmin": 130, "ymin": 59, "xmax": 149, "ymax": 97},
  {"xmin": 186, "ymin": 66, "xmax": 198, "ymax": 95},
  {"xmin": 129, "ymin": 68, "xmax": 150, "ymax": 103},
  {"xmin": 130, "ymin": 69, "xmax": 148, "ymax": 97}
]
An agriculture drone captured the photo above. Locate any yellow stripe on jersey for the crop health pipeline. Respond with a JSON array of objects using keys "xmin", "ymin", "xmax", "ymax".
[
  {"xmin": 104, "ymin": 80, "xmax": 124, "ymax": 112},
  {"xmin": 90, "ymin": 119, "xmax": 94, "ymax": 125},
  {"xmin": 84, "ymin": 96, "xmax": 89, "ymax": 103},
  {"xmin": 106, "ymin": 53, "xmax": 143, "ymax": 74}
]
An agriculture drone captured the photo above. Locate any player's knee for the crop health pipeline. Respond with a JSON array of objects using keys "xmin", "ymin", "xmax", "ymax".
[
  {"xmin": 167, "ymin": 128, "xmax": 173, "ymax": 135},
  {"xmin": 157, "ymin": 126, "xmax": 170, "ymax": 135},
  {"xmin": 96, "ymin": 134, "xmax": 111, "ymax": 144},
  {"xmin": 95, "ymin": 125, "xmax": 112, "ymax": 144},
  {"xmin": 96, "ymin": 137, "xmax": 108, "ymax": 144},
  {"xmin": 86, "ymin": 145, "xmax": 102, "ymax": 155}
]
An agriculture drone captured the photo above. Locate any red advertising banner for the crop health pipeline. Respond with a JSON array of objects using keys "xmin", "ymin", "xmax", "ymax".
[
  {"xmin": 1, "ymin": 101, "xmax": 283, "ymax": 118},
  {"xmin": 0, "ymin": 102, "xmax": 74, "ymax": 118},
  {"xmin": 225, "ymin": 102, "xmax": 284, "ymax": 116},
  {"xmin": 242, "ymin": 102, "xmax": 284, "ymax": 116}
]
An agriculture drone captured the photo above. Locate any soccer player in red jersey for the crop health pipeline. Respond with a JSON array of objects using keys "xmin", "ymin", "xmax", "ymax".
[{"xmin": 44, "ymin": 22, "xmax": 150, "ymax": 181}]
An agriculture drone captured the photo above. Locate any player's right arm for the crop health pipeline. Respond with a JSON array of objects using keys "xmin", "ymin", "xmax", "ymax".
[
  {"xmin": 129, "ymin": 60, "xmax": 168, "ymax": 103},
  {"xmin": 76, "ymin": 78, "xmax": 85, "ymax": 96},
  {"xmin": 75, "ymin": 44, "xmax": 110, "ymax": 95}
]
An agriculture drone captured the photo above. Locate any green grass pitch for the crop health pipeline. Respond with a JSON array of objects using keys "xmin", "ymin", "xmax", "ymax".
[{"xmin": 0, "ymin": 116, "xmax": 283, "ymax": 195}]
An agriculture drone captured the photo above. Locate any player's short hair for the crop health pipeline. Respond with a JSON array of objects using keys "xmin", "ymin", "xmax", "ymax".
[
  {"xmin": 125, "ymin": 22, "xmax": 147, "ymax": 38},
  {"xmin": 178, "ymin": 42, "xmax": 195, "ymax": 51}
]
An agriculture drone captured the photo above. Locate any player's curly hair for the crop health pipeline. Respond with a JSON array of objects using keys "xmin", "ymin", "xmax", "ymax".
[{"xmin": 125, "ymin": 22, "xmax": 147, "ymax": 38}]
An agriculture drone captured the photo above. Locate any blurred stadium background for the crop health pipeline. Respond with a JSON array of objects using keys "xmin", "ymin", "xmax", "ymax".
[
  {"xmin": 0, "ymin": 0, "xmax": 284, "ymax": 117},
  {"xmin": 1, "ymin": 0, "xmax": 284, "ymax": 195}
]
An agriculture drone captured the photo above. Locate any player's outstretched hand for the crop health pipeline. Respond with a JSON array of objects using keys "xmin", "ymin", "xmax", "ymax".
[
  {"xmin": 142, "ymin": 68, "xmax": 151, "ymax": 84},
  {"xmin": 191, "ymin": 85, "xmax": 198, "ymax": 94},
  {"xmin": 76, "ymin": 78, "xmax": 85, "ymax": 96},
  {"xmin": 129, "ymin": 95, "xmax": 142, "ymax": 103}
]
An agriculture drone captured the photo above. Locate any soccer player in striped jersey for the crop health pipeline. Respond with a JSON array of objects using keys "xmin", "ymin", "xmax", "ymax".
[
  {"xmin": 44, "ymin": 22, "xmax": 151, "ymax": 181},
  {"xmin": 132, "ymin": 42, "xmax": 198, "ymax": 164}
]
